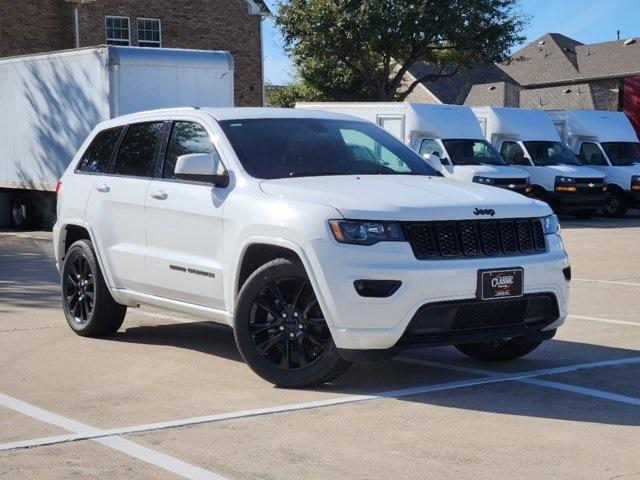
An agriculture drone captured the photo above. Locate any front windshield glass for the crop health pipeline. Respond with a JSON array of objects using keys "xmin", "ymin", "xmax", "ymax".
[
  {"xmin": 522, "ymin": 141, "xmax": 581, "ymax": 166},
  {"xmin": 601, "ymin": 142, "xmax": 640, "ymax": 166},
  {"xmin": 219, "ymin": 118, "xmax": 438, "ymax": 179},
  {"xmin": 442, "ymin": 139, "xmax": 505, "ymax": 166}
]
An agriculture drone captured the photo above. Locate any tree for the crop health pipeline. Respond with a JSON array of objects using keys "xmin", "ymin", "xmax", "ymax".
[{"xmin": 276, "ymin": 0, "xmax": 526, "ymax": 101}]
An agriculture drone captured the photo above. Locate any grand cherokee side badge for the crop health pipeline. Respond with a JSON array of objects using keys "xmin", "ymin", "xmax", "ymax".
[{"xmin": 473, "ymin": 208, "xmax": 496, "ymax": 217}]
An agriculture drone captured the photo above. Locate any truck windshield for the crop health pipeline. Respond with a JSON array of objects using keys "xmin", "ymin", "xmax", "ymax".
[
  {"xmin": 219, "ymin": 118, "xmax": 438, "ymax": 179},
  {"xmin": 601, "ymin": 142, "xmax": 640, "ymax": 166},
  {"xmin": 441, "ymin": 139, "xmax": 505, "ymax": 166},
  {"xmin": 522, "ymin": 141, "xmax": 581, "ymax": 166}
]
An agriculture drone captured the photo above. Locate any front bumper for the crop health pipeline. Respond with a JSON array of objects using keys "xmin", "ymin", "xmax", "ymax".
[
  {"xmin": 304, "ymin": 234, "xmax": 570, "ymax": 352},
  {"xmin": 624, "ymin": 190, "xmax": 640, "ymax": 206},
  {"xmin": 547, "ymin": 191, "xmax": 609, "ymax": 210}
]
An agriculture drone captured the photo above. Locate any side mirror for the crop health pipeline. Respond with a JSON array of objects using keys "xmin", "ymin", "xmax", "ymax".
[
  {"xmin": 422, "ymin": 153, "xmax": 442, "ymax": 172},
  {"xmin": 174, "ymin": 153, "xmax": 229, "ymax": 187}
]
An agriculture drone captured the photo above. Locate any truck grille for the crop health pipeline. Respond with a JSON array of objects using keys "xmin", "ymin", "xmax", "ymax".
[
  {"xmin": 404, "ymin": 218, "xmax": 546, "ymax": 259},
  {"xmin": 492, "ymin": 178, "xmax": 528, "ymax": 190},
  {"xmin": 574, "ymin": 178, "xmax": 606, "ymax": 194}
]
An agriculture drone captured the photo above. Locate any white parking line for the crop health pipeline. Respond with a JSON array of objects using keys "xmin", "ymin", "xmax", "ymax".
[
  {"xmin": 570, "ymin": 314, "xmax": 640, "ymax": 326},
  {"xmin": 0, "ymin": 393, "xmax": 227, "ymax": 480},
  {"xmin": 396, "ymin": 355, "xmax": 640, "ymax": 407},
  {"xmin": 3, "ymin": 356, "xmax": 640, "ymax": 454},
  {"xmin": 573, "ymin": 278, "xmax": 640, "ymax": 287}
]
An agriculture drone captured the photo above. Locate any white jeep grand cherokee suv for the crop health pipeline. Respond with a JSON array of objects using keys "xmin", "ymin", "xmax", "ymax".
[{"xmin": 54, "ymin": 108, "xmax": 570, "ymax": 387}]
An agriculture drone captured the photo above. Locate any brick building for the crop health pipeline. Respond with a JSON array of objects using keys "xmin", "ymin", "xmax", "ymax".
[
  {"xmin": 0, "ymin": 0, "xmax": 270, "ymax": 106},
  {"xmin": 405, "ymin": 33, "xmax": 640, "ymax": 135}
]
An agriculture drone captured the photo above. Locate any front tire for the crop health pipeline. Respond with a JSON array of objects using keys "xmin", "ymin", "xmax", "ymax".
[
  {"xmin": 455, "ymin": 336, "xmax": 544, "ymax": 362},
  {"xmin": 61, "ymin": 239, "xmax": 126, "ymax": 337},
  {"xmin": 602, "ymin": 190, "xmax": 628, "ymax": 218},
  {"xmin": 234, "ymin": 258, "xmax": 351, "ymax": 387}
]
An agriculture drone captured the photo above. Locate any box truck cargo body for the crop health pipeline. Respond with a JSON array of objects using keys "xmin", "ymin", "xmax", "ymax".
[
  {"xmin": 296, "ymin": 103, "xmax": 531, "ymax": 193},
  {"xmin": 472, "ymin": 106, "xmax": 609, "ymax": 217},
  {"xmin": 0, "ymin": 45, "xmax": 234, "ymax": 228},
  {"xmin": 546, "ymin": 110, "xmax": 640, "ymax": 217}
]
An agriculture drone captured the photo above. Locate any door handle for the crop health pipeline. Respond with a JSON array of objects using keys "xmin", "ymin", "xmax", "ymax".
[
  {"xmin": 95, "ymin": 184, "xmax": 110, "ymax": 193},
  {"xmin": 150, "ymin": 190, "xmax": 168, "ymax": 200}
]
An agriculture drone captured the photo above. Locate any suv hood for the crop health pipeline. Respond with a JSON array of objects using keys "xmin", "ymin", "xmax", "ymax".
[
  {"xmin": 260, "ymin": 175, "xmax": 550, "ymax": 221},
  {"xmin": 542, "ymin": 165, "xmax": 605, "ymax": 178}
]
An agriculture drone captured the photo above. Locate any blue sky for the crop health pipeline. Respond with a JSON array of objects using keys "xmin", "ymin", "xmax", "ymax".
[{"xmin": 261, "ymin": 0, "xmax": 640, "ymax": 85}]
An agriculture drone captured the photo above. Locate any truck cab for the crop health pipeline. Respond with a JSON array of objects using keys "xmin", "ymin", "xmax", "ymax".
[
  {"xmin": 473, "ymin": 107, "xmax": 609, "ymax": 218},
  {"xmin": 546, "ymin": 110, "xmax": 640, "ymax": 217},
  {"xmin": 296, "ymin": 103, "xmax": 531, "ymax": 194}
]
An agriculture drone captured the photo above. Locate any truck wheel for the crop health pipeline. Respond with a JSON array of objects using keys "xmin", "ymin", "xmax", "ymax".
[
  {"xmin": 61, "ymin": 239, "xmax": 126, "ymax": 337},
  {"xmin": 234, "ymin": 258, "xmax": 351, "ymax": 387},
  {"xmin": 602, "ymin": 190, "xmax": 628, "ymax": 218},
  {"xmin": 10, "ymin": 196, "xmax": 32, "ymax": 230},
  {"xmin": 455, "ymin": 336, "xmax": 544, "ymax": 362}
]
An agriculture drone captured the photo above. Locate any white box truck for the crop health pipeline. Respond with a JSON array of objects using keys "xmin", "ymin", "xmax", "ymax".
[
  {"xmin": 0, "ymin": 45, "xmax": 234, "ymax": 229},
  {"xmin": 546, "ymin": 110, "xmax": 640, "ymax": 217},
  {"xmin": 473, "ymin": 107, "xmax": 609, "ymax": 218},
  {"xmin": 296, "ymin": 103, "xmax": 531, "ymax": 194}
]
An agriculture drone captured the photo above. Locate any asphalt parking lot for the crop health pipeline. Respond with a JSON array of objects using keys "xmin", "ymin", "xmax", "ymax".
[{"xmin": 1, "ymin": 215, "xmax": 639, "ymax": 480}]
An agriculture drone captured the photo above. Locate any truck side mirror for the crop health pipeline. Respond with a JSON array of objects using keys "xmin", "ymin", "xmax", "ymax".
[
  {"xmin": 175, "ymin": 153, "xmax": 229, "ymax": 187},
  {"xmin": 422, "ymin": 153, "xmax": 442, "ymax": 172}
]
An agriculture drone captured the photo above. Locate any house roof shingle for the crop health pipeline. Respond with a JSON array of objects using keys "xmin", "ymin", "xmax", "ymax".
[{"xmin": 410, "ymin": 33, "xmax": 640, "ymax": 105}]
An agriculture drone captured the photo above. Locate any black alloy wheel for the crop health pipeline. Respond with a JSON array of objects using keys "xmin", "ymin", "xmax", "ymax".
[
  {"xmin": 64, "ymin": 252, "xmax": 95, "ymax": 324},
  {"xmin": 61, "ymin": 239, "xmax": 126, "ymax": 337},
  {"xmin": 249, "ymin": 276, "xmax": 330, "ymax": 370},
  {"xmin": 234, "ymin": 258, "xmax": 351, "ymax": 387}
]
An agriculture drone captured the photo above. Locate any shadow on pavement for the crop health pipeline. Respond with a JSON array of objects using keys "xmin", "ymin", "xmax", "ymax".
[{"xmin": 107, "ymin": 319, "xmax": 640, "ymax": 426}]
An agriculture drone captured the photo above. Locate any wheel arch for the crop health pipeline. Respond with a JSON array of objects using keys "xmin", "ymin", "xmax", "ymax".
[{"xmin": 229, "ymin": 237, "xmax": 330, "ymax": 322}]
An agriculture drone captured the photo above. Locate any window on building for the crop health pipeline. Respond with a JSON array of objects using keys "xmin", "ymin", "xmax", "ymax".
[
  {"xmin": 105, "ymin": 16, "xmax": 130, "ymax": 46},
  {"xmin": 137, "ymin": 18, "xmax": 161, "ymax": 48}
]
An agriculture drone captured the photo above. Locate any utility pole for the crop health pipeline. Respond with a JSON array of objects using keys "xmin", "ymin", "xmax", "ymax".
[{"xmin": 617, "ymin": 30, "xmax": 621, "ymax": 40}]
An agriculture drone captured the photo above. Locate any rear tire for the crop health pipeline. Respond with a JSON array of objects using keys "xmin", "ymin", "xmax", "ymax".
[
  {"xmin": 234, "ymin": 258, "xmax": 351, "ymax": 387},
  {"xmin": 455, "ymin": 336, "xmax": 544, "ymax": 362},
  {"xmin": 61, "ymin": 239, "xmax": 126, "ymax": 337},
  {"xmin": 10, "ymin": 195, "xmax": 32, "ymax": 230},
  {"xmin": 602, "ymin": 190, "xmax": 628, "ymax": 218}
]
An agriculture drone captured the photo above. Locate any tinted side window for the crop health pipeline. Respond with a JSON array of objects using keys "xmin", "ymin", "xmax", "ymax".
[
  {"xmin": 579, "ymin": 143, "xmax": 607, "ymax": 166},
  {"xmin": 163, "ymin": 122, "xmax": 217, "ymax": 179},
  {"xmin": 115, "ymin": 122, "xmax": 164, "ymax": 177},
  {"xmin": 77, "ymin": 127, "xmax": 123, "ymax": 173},
  {"xmin": 500, "ymin": 141, "xmax": 528, "ymax": 165},
  {"xmin": 419, "ymin": 139, "xmax": 444, "ymax": 158}
]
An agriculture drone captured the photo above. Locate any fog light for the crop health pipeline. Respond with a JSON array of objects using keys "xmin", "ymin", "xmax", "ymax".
[{"xmin": 354, "ymin": 280, "xmax": 401, "ymax": 298}]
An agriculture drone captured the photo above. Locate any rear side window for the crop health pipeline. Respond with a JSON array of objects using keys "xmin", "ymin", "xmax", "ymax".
[
  {"xmin": 115, "ymin": 122, "xmax": 164, "ymax": 177},
  {"xmin": 419, "ymin": 139, "xmax": 444, "ymax": 158},
  {"xmin": 163, "ymin": 122, "xmax": 218, "ymax": 179},
  {"xmin": 77, "ymin": 127, "xmax": 123, "ymax": 173},
  {"xmin": 500, "ymin": 141, "xmax": 529, "ymax": 166}
]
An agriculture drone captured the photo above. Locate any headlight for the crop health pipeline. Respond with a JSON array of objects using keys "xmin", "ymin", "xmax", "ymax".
[
  {"xmin": 541, "ymin": 214, "xmax": 561, "ymax": 235},
  {"xmin": 555, "ymin": 176, "xmax": 577, "ymax": 192},
  {"xmin": 329, "ymin": 220, "xmax": 405, "ymax": 245},
  {"xmin": 473, "ymin": 176, "xmax": 495, "ymax": 185},
  {"xmin": 632, "ymin": 175, "xmax": 640, "ymax": 191}
]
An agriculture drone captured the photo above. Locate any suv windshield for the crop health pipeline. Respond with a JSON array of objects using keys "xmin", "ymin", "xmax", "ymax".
[
  {"xmin": 441, "ymin": 139, "xmax": 505, "ymax": 166},
  {"xmin": 219, "ymin": 118, "xmax": 438, "ymax": 179},
  {"xmin": 523, "ymin": 141, "xmax": 581, "ymax": 166},
  {"xmin": 601, "ymin": 142, "xmax": 640, "ymax": 166}
]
